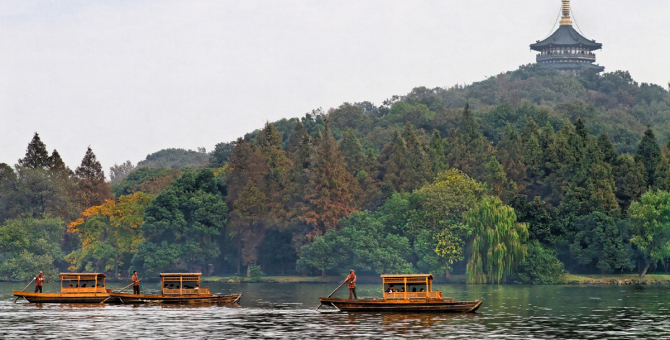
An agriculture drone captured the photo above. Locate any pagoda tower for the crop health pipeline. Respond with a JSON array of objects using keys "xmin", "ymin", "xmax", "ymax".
[{"xmin": 530, "ymin": 0, "xmax": 604, "ymax": 72}]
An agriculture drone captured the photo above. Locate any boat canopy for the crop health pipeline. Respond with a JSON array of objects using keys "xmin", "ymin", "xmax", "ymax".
[
  {"xmin": 59, "ymin": 273, "xmax": 106, "ymax": 294},
  {"xmin": 160, "ymin": 273, "xmax": 207, "ymax": 295},
  {"xmin": 380, "ymin": 274, "xmax": 438, "ymax": 300}
]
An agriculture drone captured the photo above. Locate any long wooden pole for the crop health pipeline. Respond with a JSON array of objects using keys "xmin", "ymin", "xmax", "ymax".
[
  {"xmin": 99, "ymin": 279, "xmax": 142, "ymax": 304},
  {"xmin": 13, "ymin": 277, "xmax": 36, "ymax": 303},
  {"xmin": 315, "ymin": 279, "xmax": 347, "ymax": 311}
]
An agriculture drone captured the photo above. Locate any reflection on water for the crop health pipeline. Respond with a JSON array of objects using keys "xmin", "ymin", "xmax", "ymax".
[{"xmin": 1, "ymin": 282, "xmax": 670, "ymax": 339}]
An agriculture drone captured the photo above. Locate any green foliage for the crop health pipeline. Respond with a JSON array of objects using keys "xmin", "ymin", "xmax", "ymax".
[
  {"xmin": 131, "ymin": 169, "xmax": 227, "ymax": 276},
  {"xmin": 0, "ymin": 215, "xmax": 65, "ymax": 281},
  {"xmin": 628, "ymin": 190, "xmax": 670, "ymax": 277},
  {"xmin": 297, "ymin": 211, "xmax": 413, "ymax": 275},
  {"xmin": 570, "ymin": 212, "xmax": 635, "ymax": 273},
  {"xmin": 112, "ymin": 167, "xmax": 181, "ymax": 197},
  {"xmin": 138, "ymin": 148, "xmax": 209, "ymax": 169},
  {"xmin": 464, "ymin": 197, "xmax": 528, "ymax": 283},
  {"xmin": 517, "ymin": 240, "xmax": 565, "ymax": 284}
]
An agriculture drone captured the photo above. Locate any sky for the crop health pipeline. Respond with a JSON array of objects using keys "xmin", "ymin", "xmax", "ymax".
[{"xmin": 1, "ymin": 0, "xmax": 669, "ymax": 173}]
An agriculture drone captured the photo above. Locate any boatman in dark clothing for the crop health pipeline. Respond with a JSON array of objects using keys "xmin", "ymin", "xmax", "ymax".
[
  {"xmin": 345, "ymin": 269, "xmax": 357, "ymax": 300},
  {"xmin": 132, "ymin": 271, "xmax": 140, "ymax": 294},
  {"xmin": 34, "ymin": 271, "xmax": 45, "ymax": 293}
]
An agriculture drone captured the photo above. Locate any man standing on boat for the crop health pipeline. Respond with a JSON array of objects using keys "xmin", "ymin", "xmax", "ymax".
[
  {"xmin": 345, "ymin": 269, "xmax": 357, "ymax": 300},
  {"xmin": 34, "ymin": 271, "xmax": 45, "ymax": 293},
  {"xmin": 132, "ymin": 271, "xmax": 140, "ymax": 294}
]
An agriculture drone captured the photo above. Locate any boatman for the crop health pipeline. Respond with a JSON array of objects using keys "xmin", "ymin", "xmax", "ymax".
[
  {"xmin": 132, "ymin": 271, "xmax": 140, "ymax": 294},
  {"xmin": 34, "ymin": 271, "xmax": 45, "ymax": 293},
  {"xmin": 345, "ymin": 269, "xmax": 357, "ymax": 300}
]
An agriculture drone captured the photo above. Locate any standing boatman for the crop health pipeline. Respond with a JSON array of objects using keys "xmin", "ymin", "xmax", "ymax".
[
  {"xmin": 345, "ymin": 269, "xmax": 357, "ymax": 300},
  {"xmin": 34, "ymin": 271, "xmax": 45, "ymax": 293},
  {"xmin": 132, "ymin": 271, "xmax": 140, "ymax": 295}
]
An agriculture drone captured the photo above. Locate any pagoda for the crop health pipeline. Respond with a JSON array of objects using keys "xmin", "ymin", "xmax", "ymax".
[{"xmin": 530, "ymin": 0, "xmax": 604, "ymax": 72}]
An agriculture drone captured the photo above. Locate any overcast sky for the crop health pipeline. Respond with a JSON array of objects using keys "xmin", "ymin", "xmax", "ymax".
[{"xmin": 1, "ymin": 0, "xmax": 668, "ymax": 173}]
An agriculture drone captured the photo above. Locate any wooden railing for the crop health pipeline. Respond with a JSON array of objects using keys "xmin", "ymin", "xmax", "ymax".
[
  {"xmin": 163, "ymin": 288, "xmax": 210, "ymax": 295},
  {"xmin": 61, "ymin": 287, "xmax": 107, "ymax": 294},
  {"xmin": 384, "ymin": 291, "xmax": 440, "ymax": 300}
]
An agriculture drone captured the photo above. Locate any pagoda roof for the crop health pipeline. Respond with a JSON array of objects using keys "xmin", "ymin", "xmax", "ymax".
[{"xmin": 531, "ymin": 25, "xmax": 602, "ymax": 51}]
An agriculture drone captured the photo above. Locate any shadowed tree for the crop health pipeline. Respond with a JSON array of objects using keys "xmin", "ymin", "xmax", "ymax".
[{"xmin": 75, "ymin": 147, "xmax": 111, "ymax": 208}]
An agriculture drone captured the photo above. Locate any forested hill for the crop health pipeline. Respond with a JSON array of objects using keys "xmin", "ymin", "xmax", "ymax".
[{"xmin": 2, "ymin": 64, "xmax": 670, "ymax": 283}]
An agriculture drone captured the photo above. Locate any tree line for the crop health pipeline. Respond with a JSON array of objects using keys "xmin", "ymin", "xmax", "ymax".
[{"xmin": 2, "ymin": 64, "xmax": 670, "ymax": 282}]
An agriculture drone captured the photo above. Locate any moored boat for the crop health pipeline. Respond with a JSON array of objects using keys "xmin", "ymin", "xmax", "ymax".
[
  {"xmin": 319, "ymin": 274, "xmax": 482, "ymax": 313},
  {"xmin": 13, "ymin": 273, "xmax": 111, "ymax": 303},
  {"xmin": 110, "ymin": 273, "xmax": 241, "ymax": 304}
]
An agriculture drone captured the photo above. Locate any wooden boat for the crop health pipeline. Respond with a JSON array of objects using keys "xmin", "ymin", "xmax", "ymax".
[
  {"xmin": 110, "ymin": 273, "xmax": 241, "ymax": 304},
  {"xmin": 13, "ymin": 273, "xmax": 111, "ymax": 303},
  {"xmin": 319, "ymin": 274, "xmax": 482, "ymax": 313}
]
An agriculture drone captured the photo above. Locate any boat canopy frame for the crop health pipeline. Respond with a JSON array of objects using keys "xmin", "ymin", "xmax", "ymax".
[
  {"xmin": 160, "ymin": 273, "xmax": 208, "ymax": 295},
  {"xmin": 380, "ymin": 274, "xmax": 439, "ymax": 300},
  {"xmin": 60, "ymin": 273, "xmax": 106, "ymax": 294}
]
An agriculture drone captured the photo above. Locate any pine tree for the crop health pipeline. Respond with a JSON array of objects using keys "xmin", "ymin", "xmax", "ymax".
[
  {"xmin": 635, "ymin": 126, "xmax": 661, "ymax": 187},
  {"xmin": 497, "ymin": 123, "xmax": 527, "ymax": 188},
  {"xmin": 446, "ymin": 103, "xmax": 490, "ymax": 180},
  {"xmin": 75, "ymin": 147, "xmax": 111, "ymax": 208},
  {"xmin": 18, "ymin": 133, "xmax": 50, "ymax": 169},
  {"xmin": 257, "ymin": 123, "xmax": 292, "ymax": 221},
  {"xmin": 613, "ymin": 154, "xmax": 646, "ymax": 214},
  {"xmin": 339, "ymin": 128, "xmax": 365, "ymax": 176},
  {"xmin": 400, "ymin": 122, "xmax": 433, "ymax": 189},
  {"xmin": 48, "ymin": 150, "xmax": 68, "ymax": 173},
  {"xmin": 225, "ymin": 138, "xmax": 269, "ymax": 206},
  {"xmin": 428, "ymin": 130, "xmax": 446, "ymax": 175},
  {"xmin": 596, "ymin": 132, "xmax": 618, "ymax": 164},
  {"xmin": 302, "ymin": 122, "xmax": 359, "ymax": 235},
  {"xmin": 378, "ymin": 131, "xmax": 410, "ymax": 196}
]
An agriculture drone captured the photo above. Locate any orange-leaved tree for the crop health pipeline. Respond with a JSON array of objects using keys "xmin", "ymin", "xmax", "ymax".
[{"xmin": 66, "ymin": 192, "xmax": 154, "ymax": 277}]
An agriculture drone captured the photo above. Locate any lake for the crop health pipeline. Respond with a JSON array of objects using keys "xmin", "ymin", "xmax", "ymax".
[{"xmin": 1, "ymin": 281, "xmax": 669, "ymax": 339}]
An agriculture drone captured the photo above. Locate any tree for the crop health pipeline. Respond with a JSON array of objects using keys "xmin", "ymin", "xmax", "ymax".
[
  {"xmin": 66, "ymin": 192, "xmax": 154, "ymax": 276},
  {"xmin": 302, "ymin": 122, "xmax": 359, "ymax": 235},
  {"xmin": 109, "ymin": 161, "xmax": 136, "ymax": 184},
  {"xmin": 413, "ymin": 169, "xmax": 486, "ymax": 275},
  {"xmin": 340, "ymin": 128, "xmax": 366, "ymax": 176},
  {"xmin": 18, "ymin": 133, "xmax": 50, "ymax": 170},
  {"xmin": 48, "ymin": 150, "xmax": 69, "ymax": 174},
  {"xmin": 613, "ymin": 154, "xmax": 646, "ymax": 214},
  {"xmin": 209, "ymin": 142, "xmax": 234, "ymax": 168},
  {"xmin": 628, "ymin": 190, "xmax": 670, "ymax": 277},
  {"xmin": 570, "ymin": 212, "xmax": 635, "ymax": 273},
  {"xmin": 428, "ymin": 130, "xmax": 446, "ymax": 175},
  {"xmin": 132, "ymin": 169, "xmax": 227, "ymax": 276},
  {"xmin": 635, "ymin": 126, "xmax": 662, "ymax": 187},
  {"xmin": 516, "ymin": 240, "xmax": 565, "ymax": 284},
  {"xmin": 75, "ymin": 147, "xmax": 111, "ymax": 208},
  {"xmin": 229, "ymin": 183, "xmax": 268, "ymax": 277},
  {"xmin": 464, "ymin": 196, "xmax": 528, "ymax": 283},
  {"xmin": 0, "ymin": 215, "xmax": 65, "ymax": 281}
]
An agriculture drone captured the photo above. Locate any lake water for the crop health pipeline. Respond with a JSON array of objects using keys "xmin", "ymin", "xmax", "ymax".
[{"xmin": 1, "ymin": 281, "xmax": 669, "ymax": 339}]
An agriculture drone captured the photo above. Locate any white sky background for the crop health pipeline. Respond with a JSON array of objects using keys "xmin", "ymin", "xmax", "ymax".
[{"xmin": 1, "ymin": 0, "xmax": 668, "ymax": 173}]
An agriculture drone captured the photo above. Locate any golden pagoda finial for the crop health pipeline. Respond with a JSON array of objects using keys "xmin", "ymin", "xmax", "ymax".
[{"xmin": 560, "ymin": 0, "xmax": 572, "ymax": 25}]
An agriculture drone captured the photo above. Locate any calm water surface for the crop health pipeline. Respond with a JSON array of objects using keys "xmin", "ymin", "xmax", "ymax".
[{"xmin": 1, "ymin": 281, "xmax": 669, "ymax": 339}]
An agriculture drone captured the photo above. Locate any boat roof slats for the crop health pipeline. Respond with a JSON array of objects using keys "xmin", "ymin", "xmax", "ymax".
[
  {"xmin": 159, "ymin": 273, "xmax": 202, "ymax": 277},
  {"xmin": 60, "ymin": 273, "xmax": 106, "ymax": 277},
  {"xmin": 380, "ymin": 274, "xmax": 433, "ymax": 279}
]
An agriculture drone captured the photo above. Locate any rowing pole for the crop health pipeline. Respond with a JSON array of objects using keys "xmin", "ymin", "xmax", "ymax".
[
  {"xmin": 315, "ymin": 279, "xmax": 347, "ymax": 311},
  {"xmin": 100, "ymin": 278, "xmax": 142, "ymax": 304},
  {"xmin": 13, "ymin": 277, "xmax": 36, "ymax": 303}
]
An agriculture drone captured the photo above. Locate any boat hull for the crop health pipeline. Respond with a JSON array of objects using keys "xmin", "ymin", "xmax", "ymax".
[
  {"xmin": 319, "ymin": 298, "xmax": 482, "ymax": 313},
  {"xmin": 109, "ymin": 292, "xmax": 242, "ymax": 304},
  {"xmin": 13, "ymin": 291, "xmax": 110, "ymax": 303}
]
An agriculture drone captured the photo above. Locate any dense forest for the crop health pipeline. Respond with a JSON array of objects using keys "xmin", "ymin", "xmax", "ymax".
[{"xmin": 2, "ymin": 64, "xmax": 670, "ymax": 283}]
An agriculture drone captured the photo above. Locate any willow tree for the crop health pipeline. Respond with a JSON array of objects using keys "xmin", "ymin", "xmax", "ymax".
[{"xmin": 464, "ymin": 196, "xmax": 528, "ymax": 283}]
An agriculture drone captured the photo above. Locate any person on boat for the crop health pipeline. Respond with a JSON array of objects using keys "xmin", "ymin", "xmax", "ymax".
[
  {"xmin": 195, "ymin": 284, "xmax": 199, "ymax": 291},
  {"xmin": 34, "ymin": 271, "xmax": 45, "ymax": 293},
  {"xmin": 385, "ymin": 285, "xmax": 394, "ymax": 293},
  {"xmin": 400, "ymin": 287, "xmax": 405, "ymax": 293},
  {"xmin": 412, "ymin": 287, "xmax": 416, "ymax": 292},
  {"xmin": 345, "ymin": 269, "xmax": 357, "ymax": 300},
  {"xmin": 419, "ymin": 288, "xmax": 425, "ymax": 292},
  {"xmin": 132, "ymin": 271, "xmax": 140, "ymax": 294}
]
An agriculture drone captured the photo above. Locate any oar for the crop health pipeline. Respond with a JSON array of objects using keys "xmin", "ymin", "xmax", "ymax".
[
  {"xmin": 13, "ymin": 277, "xmax": 36, "ymax": 303},
  {"xmin": 100, "ymin": 279, "xmax": 142, "ymax": 304},
  {"xmin": 315, "ymin": 279, "xmax": 347, "ymax": 311}
]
